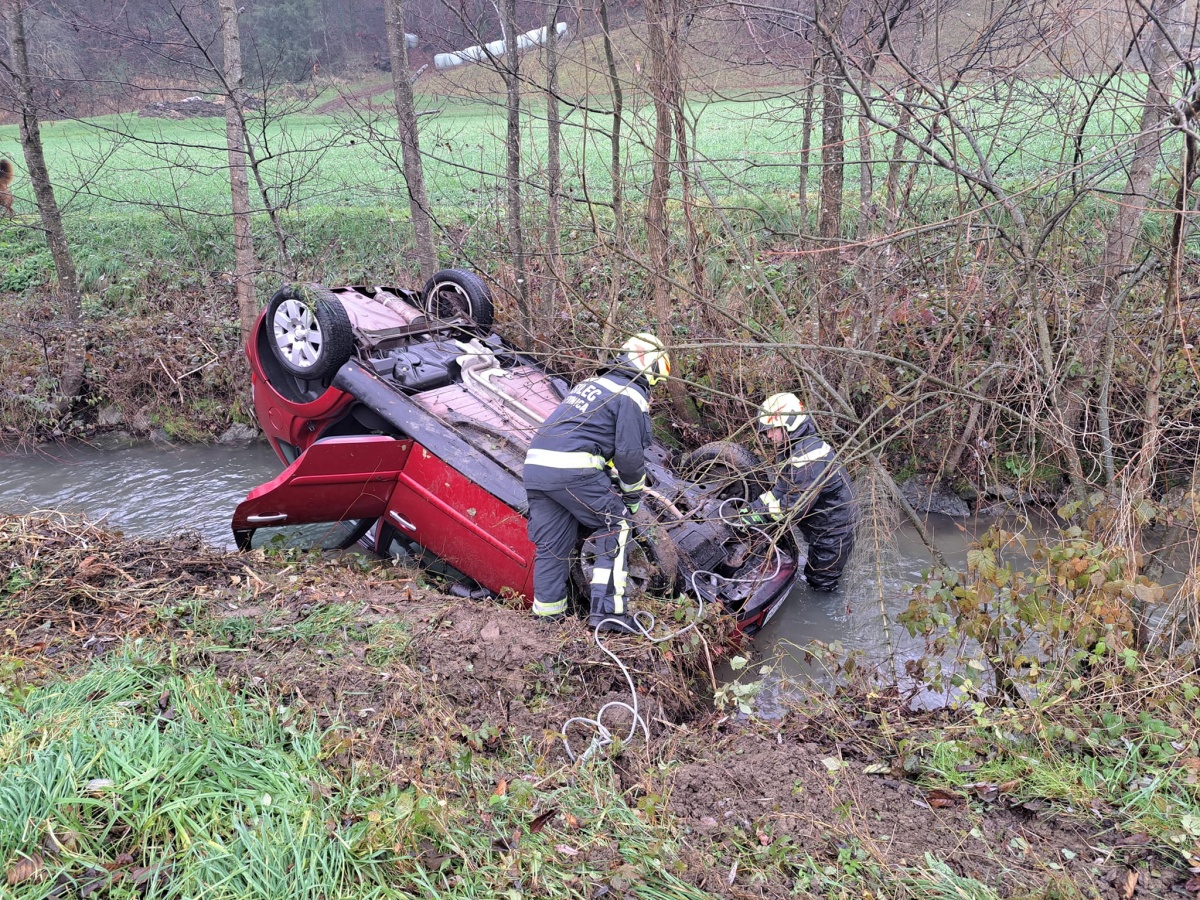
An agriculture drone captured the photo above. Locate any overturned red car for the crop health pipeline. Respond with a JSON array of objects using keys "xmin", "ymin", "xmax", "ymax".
[{"xmin": 232, "ymin": 270, "xmax": 800, "ymax": 633}]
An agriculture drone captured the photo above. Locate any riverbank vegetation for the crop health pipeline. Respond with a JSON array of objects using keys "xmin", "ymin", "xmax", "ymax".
[{"xmin": 2, "ymin": 511, "xmax": 1198, "ymax": 898}]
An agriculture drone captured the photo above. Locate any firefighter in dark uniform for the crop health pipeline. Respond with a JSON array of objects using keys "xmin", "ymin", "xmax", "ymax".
[
  {"xmin": 523, "ymin": 333, "xmax": 670, "ymax": 632},
  {"xmin": 740, "ymin": 392, "xmax": 856, "ymax": 591}
]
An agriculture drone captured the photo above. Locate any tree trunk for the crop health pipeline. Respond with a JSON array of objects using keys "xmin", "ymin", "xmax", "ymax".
[
  {"xmin": 816, "ymin": 29, "xmax": 846, "ymax": 349},
  {"xmin": 2, "ymin": 0, "xmax": 84, "ymax": 411},
  {"xmin": 541, "ymin": 0, "xmax": 563, "ymax": 331},
  {"xmin": 216, "ymin": 0, "xmax": 258, "ymax": 343},
  {"xmin": 644, "ymin": 0, "xmax": 687, "ymax": 417},
  {"xmin": 797, "ymin": 53, "xmax": 818, "ymax": 231},
  {"xmin": 386, "ymin": 0, "xmax": 436, "ymax": 282},
  {"xmin": 597, "ymin": 0, "xmax": 626, "ymax": 349},
  {"xmin": 503, "ymin": 0, "xmax": 528, "ymax": 316},
  {"xmin": 598, "ymin": 0, "xmax": 624, "ymax": 245}
]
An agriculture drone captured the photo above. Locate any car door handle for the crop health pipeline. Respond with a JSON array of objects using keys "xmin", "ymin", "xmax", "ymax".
[
  {"xmin": 389, "ymin": 510, "xmax": 416, "ymax": 531},
  {"xmin": 246, "ymin": 513, "xmax": 288, "ymax": 524}
]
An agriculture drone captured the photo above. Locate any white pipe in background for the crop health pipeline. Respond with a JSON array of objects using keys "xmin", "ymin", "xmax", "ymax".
[{"xmin": 434, "ymin": 22, "xmax": 567, "ymax": 70}]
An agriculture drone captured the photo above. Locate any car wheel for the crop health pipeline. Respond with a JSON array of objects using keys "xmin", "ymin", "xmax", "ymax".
[
  {"xmin": 266, "ymin": 284, "xmax": 355, "ymax": 378},
  {"xmin": 679, "ymin": 441, "xmax": 772, "ymax": 503},
  {"xmin": 573, "ymin": 508, "xmax": 680, "ymax": 601},
  {"xmin": 421, "ymin": 269, "xmax": 495, "ymax": 333}
]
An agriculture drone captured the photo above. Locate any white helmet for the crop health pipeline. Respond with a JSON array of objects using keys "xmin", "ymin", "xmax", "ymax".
[
  {"xmin": 757, "ymin": 392, "xmax": 809, "ymax": 433},
  {"xmin": 620, "ymin": 332, "xmax": 671, "ymax": 386}
]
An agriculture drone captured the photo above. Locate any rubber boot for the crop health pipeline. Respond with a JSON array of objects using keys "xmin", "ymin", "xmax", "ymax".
[
  {"xmin": 589, "ymin": 593, "xmax": 638, "ymax": 633},
  {"xmin": 589, "ymin": 612, "xmax": 639, "ymax": 634}
]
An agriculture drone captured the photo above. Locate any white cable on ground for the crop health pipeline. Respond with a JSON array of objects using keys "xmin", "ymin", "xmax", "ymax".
[{"xmin": 561, "ymin": 498, "xmax": 782, "ymax": 762}]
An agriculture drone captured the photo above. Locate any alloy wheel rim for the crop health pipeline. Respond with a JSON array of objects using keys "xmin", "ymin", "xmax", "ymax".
[{"xmin": 273, "ymin": 298, "xmax": 323, "ymax": 370}]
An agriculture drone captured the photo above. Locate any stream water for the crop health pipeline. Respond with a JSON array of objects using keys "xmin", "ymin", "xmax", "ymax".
[{"xmin": 1, "ymin": 440, "xmax": 988, "ymax": 681}]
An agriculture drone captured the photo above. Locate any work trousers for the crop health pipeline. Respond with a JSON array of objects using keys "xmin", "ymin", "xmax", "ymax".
[
  {"xmin": 799, "ymin": 522, "xmax": 854, "ymax": 592},
  {"xmin": 525, "ymin": 469, "xmax": 632, "ymax": 618}
]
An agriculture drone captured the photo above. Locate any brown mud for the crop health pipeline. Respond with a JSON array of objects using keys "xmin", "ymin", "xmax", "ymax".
[{"xmin": 0, "ymin": 512, "xmax": 1190, "ymax": 898}]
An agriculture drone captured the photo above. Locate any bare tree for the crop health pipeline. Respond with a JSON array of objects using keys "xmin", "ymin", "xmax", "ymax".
[
  {"xmin": 643, "ymin": 0, "xmax": 690, "ymax": 418},
  {"xmin": 503, "ymin": 0, "xmax": 529, "ymax": 315},
  {"xmin": 216, "ymin": 0, "xmax": 257, "ymax": 341},
  {"xmin": 0, "ymin": 0, "xmax": 84, "ymax": 411},
  {"xmin": 540, "ymin": 0, "xmax": 564, "ymax": 328},
  {"xmin": 814, "ymin": 0, "xmax": 849, "ymax": 350},
  {"xmin": 387, "ymin": 0, "xmax": 437, "ymax": 281}
]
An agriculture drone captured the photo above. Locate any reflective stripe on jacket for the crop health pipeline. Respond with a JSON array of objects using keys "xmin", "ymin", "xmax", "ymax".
[{"xmin": 524, "ymin": 370, "xmax": 652, "ymax": 494}]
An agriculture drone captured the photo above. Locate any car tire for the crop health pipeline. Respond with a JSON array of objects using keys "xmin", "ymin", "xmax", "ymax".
[
  {"xmin": 573, "ymin": 507, "xmax": 680, "ymax": 601},
  {"xmin": 421, "ymin": 269, "xmax": 495, "ymax": 333},
  {"xmin": 679, "ymin": 440, "xmax": 772, "ymax": 503},
  {"xmin": 266, "ymin": 284, "xmax": 355, "ymax": 379}
]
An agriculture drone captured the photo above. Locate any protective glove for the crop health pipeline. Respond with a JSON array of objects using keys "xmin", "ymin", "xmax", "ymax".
[{"xmin": 732, "ymin": 505, "xmax": 765, "ymax": 529}]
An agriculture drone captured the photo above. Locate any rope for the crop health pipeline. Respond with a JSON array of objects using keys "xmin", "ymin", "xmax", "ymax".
[{"xmin": 561, "ymin": 498, "xmax": 783, "ymax": 762}]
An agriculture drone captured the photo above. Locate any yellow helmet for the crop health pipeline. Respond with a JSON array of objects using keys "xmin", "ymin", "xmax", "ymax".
[
  {"xmin": 620, "ymin": 332, "xmax": 671, "ymax": 386},
  {"xmin": 757, "ymin": 392, "xmax": 809, "ymax": 432}
]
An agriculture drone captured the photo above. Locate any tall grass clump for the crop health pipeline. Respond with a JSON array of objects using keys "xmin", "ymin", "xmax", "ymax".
[{"xmin": 0, "ymin": 654, "xmax": 423, "ymax": 899}]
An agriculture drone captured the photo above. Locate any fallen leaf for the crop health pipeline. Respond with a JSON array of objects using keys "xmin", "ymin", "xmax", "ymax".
[
  {"xmin": 529, "ymin": 808, "xmax": 558, "ymax": 834},
  {"xmin": 926, "ymin": 788, "xmax": 961, "ymax": 808},
  {"xmin": 6, "ymin": 853, "xmax": 46, "ymax": 886},
  {"xmin": 821, "ymin": 757, "xmax": 846, "ymax": 773},
  {"xmin": 129, "ymin": 862, "xmax": 172, "ymax": 887},
  {"xmin": 863, "ymin": 763, "xmax": 891, "ymax": 775},
  {"xmin": 494, "ymin": 779, "xmax": 507, "ymax": 797},
  {"xmin": 418, "ymin": 838, "xmax": 451, "ymax": 869},
  {"xmin": 564, "ymin": 813, "xmax": 581, "ymax": 830},
  {"xmin": 998, "ymin": 779, "xmax": 1021, "ymax": 794},
  {"xmin": 1122, "ymin": 869, "xmax": 1137, "ymax": 899},
  {"xmin": 554, "ymin": 844, "xmax": 579, "ymax": 856},
  {"xmin": 1119, "ymin": 832, "xmax": 1151, "ymax": 846},
  {"xmin": 963, "ymin": 782, "xmax": 1000, "ymax": 802},
  {"xmin": 1183, "ymin": 874, "xmax": 1200, "ymax": 892}
]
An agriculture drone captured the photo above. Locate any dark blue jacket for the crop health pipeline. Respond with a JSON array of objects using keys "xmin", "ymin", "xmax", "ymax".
[{"xmin": 524, "ymin": 367, "xmax": 652, "ymax": 497}]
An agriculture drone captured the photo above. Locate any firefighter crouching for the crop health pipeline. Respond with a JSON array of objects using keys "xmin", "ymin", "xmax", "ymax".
[
  {"xmin": 523, "ymin": 334, "xmax": 671, "ymax": 633},
  {"xmin": 738, "ymin": 392, "xmax": 856, "ymax": 592}
]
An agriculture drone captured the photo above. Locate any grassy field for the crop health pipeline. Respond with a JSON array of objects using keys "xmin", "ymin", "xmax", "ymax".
[{"xmin": 0, "ymin": 67, "xmax": 1169, "ymax": 300}]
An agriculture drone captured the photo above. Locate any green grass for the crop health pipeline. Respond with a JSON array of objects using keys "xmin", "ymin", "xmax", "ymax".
[
  {"xmin": 0, "ymin": 649, "xmax": 714, "ymax": 899},
  {"xmin": 912, "ymin": 708, "xmax": 1200, "ymax": 855},
  {"xmin": 0, "ymin": 654, "xmax": 411, "ymax": 899},
  {"xmin": 0, "ymin": 71, "xmax": 1182, "ymax": 297}
]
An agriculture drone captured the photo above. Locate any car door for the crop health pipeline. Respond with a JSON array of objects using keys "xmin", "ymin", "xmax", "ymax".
[
  {"xmin": 232, "ymin": 435, "xmax": 410, "ymax": 549},
  {"xmin": 380, "ymin": 443, "xmax": 535, "ymax": 599}
]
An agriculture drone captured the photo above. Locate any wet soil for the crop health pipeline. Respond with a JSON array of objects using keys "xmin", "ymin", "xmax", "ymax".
[{"xmin": 0, "ymin": 512, "xmax": 1190, "ymax": 899}]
